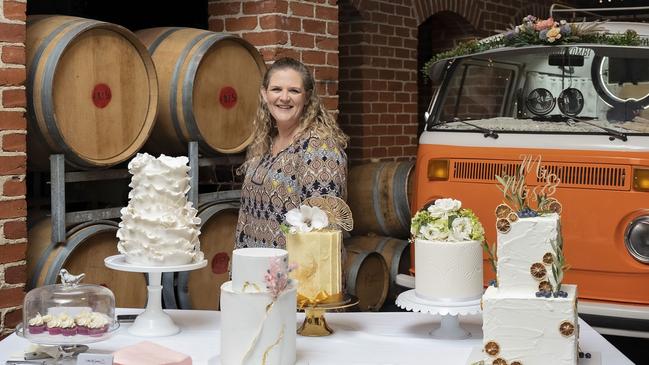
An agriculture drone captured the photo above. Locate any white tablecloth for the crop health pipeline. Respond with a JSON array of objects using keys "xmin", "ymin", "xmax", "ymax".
[{"xmin": 0, "ymin": 309, "xmax": 633, "ymax": 365}]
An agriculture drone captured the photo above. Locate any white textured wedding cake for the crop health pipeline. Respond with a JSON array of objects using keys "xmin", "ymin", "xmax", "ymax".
[
  {"xmin": 117, "ymin": 153, "xmax": 203, "ymax": 266},
  {"xmin": 482, "ymin": 169, "xmax": 578, "ymax": 365},
  {"xmin": 412, "ymin": 199, "xmax": 485, "ymax": 302},
  {"xmin": 220, "ymin": 248, "xmax": 297, "ymax": 365}
]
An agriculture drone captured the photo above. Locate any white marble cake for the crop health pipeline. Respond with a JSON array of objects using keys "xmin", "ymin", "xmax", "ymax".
[{"xmin": 220, "ymin": 248, "xmax": 296, "ymax": 365}]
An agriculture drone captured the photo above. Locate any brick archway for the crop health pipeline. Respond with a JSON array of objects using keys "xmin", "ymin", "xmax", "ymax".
[{"xmin": 412, "ymin": 0, "xmax": 482, "ymax": 29}]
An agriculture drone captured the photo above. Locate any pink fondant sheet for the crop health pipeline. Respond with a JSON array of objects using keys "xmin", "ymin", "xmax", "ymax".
[{"xmin": 113, "ymin": 341, "xmax": 192, "ymax": 365}]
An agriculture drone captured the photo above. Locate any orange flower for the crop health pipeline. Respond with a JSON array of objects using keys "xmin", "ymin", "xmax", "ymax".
[{"xmin": 547, "ymin": 27, "xmax": 562, "ymax": 43}]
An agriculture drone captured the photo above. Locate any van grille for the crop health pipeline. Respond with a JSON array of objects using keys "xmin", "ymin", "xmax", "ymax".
[{"xmin": 451, "ymin": 160, "xmax": 630, "ymax": 190}]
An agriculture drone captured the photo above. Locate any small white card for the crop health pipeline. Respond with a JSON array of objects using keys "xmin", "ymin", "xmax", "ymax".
[{"xmin": 77, "ymin": 352, "xmax": 113, "ymax": 365}]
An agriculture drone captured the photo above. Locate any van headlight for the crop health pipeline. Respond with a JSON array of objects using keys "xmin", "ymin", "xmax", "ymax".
[{"xmin": 625, "ymin": 216, "xmax": 649, "ymax": 263}]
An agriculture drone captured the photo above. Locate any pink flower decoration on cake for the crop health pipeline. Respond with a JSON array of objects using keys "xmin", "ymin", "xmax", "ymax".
[{"xmin": 264, "ymin": 256, "xmax": 296, "ymax": 301}]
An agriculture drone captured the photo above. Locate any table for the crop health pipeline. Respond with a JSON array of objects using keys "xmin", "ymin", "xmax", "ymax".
[{"xmin": 0, "ymin": 309, "xmax": 633, "ymax": 365}]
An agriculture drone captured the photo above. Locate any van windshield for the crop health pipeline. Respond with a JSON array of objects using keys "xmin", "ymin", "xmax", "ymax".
[{"xmin": 430, "ymin": 46, "xmax": 649, "ymax": 136}]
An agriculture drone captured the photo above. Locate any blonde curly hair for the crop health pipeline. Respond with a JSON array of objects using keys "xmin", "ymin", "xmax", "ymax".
[{"xmin": 241, "ymin": 58, "xmax": 348, "ymax": 171}]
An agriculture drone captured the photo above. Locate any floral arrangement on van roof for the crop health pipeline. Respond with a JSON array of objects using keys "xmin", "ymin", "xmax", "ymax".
[
  {"xmin": 410, "ymin": 198, "xmax": 485, "ymax": 243},
  {"xmin": 423, "ymin": 15, "xmax": 649, "ymax": 77}
]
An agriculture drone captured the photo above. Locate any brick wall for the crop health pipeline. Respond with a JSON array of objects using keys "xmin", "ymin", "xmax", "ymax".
[
  {"xmin": 339, "ymin": 0, "xmax": 419, "ymax": 162},
  {"xmin": 0, "ymin": 0, "xmax": 27, "ymax": 339},
  {"xmin": 339, "ymin": 0, "xmax": 565, "ymax": 163},
  {"xmin": 207, "ymin": 0, "xmax": 339, "ymax": 111}
]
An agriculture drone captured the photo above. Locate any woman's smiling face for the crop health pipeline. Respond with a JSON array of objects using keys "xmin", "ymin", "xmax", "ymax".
[{"xmin": 262, "ymin": 68, "xmax": 307, "ymax": 130}]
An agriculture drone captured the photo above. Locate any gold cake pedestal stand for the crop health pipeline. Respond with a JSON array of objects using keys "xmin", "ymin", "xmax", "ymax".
[{"xmin": 297, "ymin": 294, "xmax": 358, "ymax": 337}]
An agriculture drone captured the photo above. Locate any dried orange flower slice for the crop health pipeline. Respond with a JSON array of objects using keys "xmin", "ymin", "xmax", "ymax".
[
  {"xmin": 495, "ymin": 204, "xmax": 512, "ymax": 219},
  {"xmin": 492, "ymin": 358, "xmax": 507, "ymax": 365},
  {"xmin": 497, "ymin": 218, "xmax": 511, "ymax": 233},
  {"xmin": 548, "ymin": 200, "xmax": 563, "ymax": 214},
  {"xmin": 559, "ymin": 321, "xmax": 575, "ymax": 337},
  {"xmin": 507, "ymin": 212, "xmax": 519, "ymax": 222},
  {"xmin": 542, "ymin": 252, "xmax": 554, "ymax": 265},
  {"xmin": 511, "ymin": 362, "xmax": 522, "ymax": 365},
  {"xmin": 485, "ymin": 341, "xmax": 500, "ymax": 356},
  {"xmin": 530, "ymin": 262, "xmax": 547, "ymax": 280},
  {"xmin": 538, "ymin": 280, "xmax": 553, "ymax": 292}
]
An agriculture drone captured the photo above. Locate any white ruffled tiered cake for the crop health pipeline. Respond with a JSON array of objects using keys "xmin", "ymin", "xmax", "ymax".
[
  {"xmin": 117, "ymin": 153, "xmax": 203, "ymax": 266},
  {"xmin": 220, "ymin": 248, "xmax": 297, "ymax": 365},
  {"xmin": 482, "ymin": 212, "xmax": 578, "ymax": 365}
]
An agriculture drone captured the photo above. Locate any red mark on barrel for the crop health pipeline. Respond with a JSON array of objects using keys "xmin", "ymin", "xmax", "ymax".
[
  {"xmin": 92, "ymin": 84, "xmax": 112, "ymax": 108},
  {"xmin": 212, "ymin": 252, "xmax": 230, "ymax": 274},
  {"xmin": 219, "ymin": 86, "xmax": 237, "ymax": 109}
]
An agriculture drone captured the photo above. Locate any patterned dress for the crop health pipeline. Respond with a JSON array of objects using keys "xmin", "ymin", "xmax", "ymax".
[{"xmin": 235, "ymin": 130, "xmax": 347, "ymax": 249}]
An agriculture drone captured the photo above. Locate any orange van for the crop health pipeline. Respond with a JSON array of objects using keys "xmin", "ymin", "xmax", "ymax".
[{"xmin": 411, "ymin": 21, "xmax": 649, "ymax": 337}]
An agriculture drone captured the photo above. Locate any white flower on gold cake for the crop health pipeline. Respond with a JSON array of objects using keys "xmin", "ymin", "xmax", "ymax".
[{"xmin": 285, "ymin": 205, "xmax": 328, "ymax": 233}]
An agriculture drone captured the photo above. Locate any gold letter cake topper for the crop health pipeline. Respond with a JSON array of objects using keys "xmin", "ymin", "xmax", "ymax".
[{"xmin": 495, "ymin": 154, "xmax": 562, "ymax": 216}]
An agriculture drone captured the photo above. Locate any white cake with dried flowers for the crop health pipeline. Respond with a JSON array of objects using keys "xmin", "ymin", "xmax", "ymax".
[
  {"xmin": 220, "ymin": 248, "xmax": 297, "ymax": 365},
  {"xmin": 481, "ymin": 155, "xmax": 578, "ymax": 365},
  {"xmin": 412, "ymin": 198, "xmax": 485, "ymax": 302}
]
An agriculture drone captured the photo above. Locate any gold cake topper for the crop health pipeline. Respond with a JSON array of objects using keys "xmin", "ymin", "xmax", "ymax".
[
  {"xmin": 495, "ymin": 154, "xmax": 562, "ymax": 215},
  {"xmin": 303, "ymin": 195, "xmax": 354, "ymax": 232}
]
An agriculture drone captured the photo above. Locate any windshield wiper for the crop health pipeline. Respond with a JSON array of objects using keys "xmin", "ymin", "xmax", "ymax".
[
  {"xmin": 434, "ymin": 117, "xmax": 499, "ymax": 139},
  {"xmin": 535, "ymin": 114, "xmax": 628, "ymax": 142}
]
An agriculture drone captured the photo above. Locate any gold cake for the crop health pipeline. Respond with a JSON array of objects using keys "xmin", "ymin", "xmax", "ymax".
[{"xmin": 286, "ymin": 230, "xmax": 342, "ymax": 301}]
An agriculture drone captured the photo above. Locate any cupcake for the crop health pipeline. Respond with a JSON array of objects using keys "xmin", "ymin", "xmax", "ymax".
[
  {"xmin": 59, "ymin": 313, "xmax": 77, "ymax": 336},
  {"xmin": 74, "ymin": 311, "xmax": 92, "ymax": 335},
  {"xmin": 87, "ymin": 312, "xmax": 109, "ymax": 337},
  {"xmin": 46, "ymin": 315, "xmax": 62, "ymax": 336},
  {"xmin": 27, "ymin": 313, "xmax": 46, "ymax": 334}
]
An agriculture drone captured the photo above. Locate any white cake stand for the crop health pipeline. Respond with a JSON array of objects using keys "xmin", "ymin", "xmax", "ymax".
[
  {"xmin": 104, "ymin": 255, "xmax": 207, "ymax": 337},
  {"xmin": 396, "ymin": 289, "xmax": 481, "ymax": 340}
]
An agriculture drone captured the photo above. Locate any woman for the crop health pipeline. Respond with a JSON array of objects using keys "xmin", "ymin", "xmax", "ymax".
[{"xmin": 235, "ymin": 57, "xmax": 349, "ymax": 249}]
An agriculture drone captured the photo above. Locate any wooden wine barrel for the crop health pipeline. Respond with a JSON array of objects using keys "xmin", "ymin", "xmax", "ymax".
[
  {"xmin": 26, "ymin": 15, "xmax": 158, "ymax": 170},
  {"xmin": 344, "ymin": 249, "xmax": 389, "ymax": 311},
  {"xmin": 175, "ymin": 198, "xmax": 241, "ymax": 310},
  {"xmin": 345, "ymin": 235, "xmax": 410, "ymax": 300},
  {"xmin": 347, "ymin": 161, "xmax": 415, "ymax": 238},
  {"xmin": 26, "ymin": 219, "xmax": 147, "ymax": 308},
  {"xmin": 136, "ymin": 27, "xmax": 266, "ymax": 156}
]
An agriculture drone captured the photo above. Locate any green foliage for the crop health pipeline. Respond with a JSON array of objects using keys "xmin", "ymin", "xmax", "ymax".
[{"xmin": 423, "ymin": 18, "xmax": 649, "ymax": 78}]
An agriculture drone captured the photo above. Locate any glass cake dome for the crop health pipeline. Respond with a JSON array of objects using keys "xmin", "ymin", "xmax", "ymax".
[{"xmin": 18, "ymin": 270, "xmax": 118, "ymax": 345}]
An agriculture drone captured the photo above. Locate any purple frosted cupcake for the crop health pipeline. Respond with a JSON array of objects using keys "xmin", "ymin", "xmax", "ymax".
[
  {"xmin": 28, "ymin": 313, "xmax": 47, "ymax": 334},
  {"xmin": 59, "ymin": 313, "xmax": 76, "ymax": 336},
  {"xmin": 61, "ymin": 326, "xmax": 77, "ymax": 336},
  {"xmin": 47, "ymin": 322, "xmax": 62, "ymax": 336},
  {"xmin": 87, "ymin": 313, "xmax": 110, "ymax": 337},
  {"xmin": 74, "ymin": 312, "xmax": 92, "ymax": 335}
]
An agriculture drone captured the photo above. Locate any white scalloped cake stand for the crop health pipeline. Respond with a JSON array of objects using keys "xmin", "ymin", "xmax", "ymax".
[
  {"xmin": 396, "ymin": 289, "xmax": 481, "ymax": 340},
  {"xmin": 104, "ymin": 254, "xmax": 207, "ymax": 337}
]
